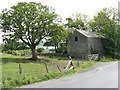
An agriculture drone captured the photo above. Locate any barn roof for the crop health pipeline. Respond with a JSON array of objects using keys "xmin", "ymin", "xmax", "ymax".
[{"xmin": 76, "ymin": 30, "xmax": 99, "ymax": 38}]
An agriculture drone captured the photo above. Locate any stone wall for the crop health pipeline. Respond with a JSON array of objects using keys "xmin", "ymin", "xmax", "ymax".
[
  {"xmin": 88, "ymin": 38, "xmax": 105, "ymax": 56},
  {"xmin": 67, "ymin": 31, "xmax": 89, "ymax": 59},
  {"xmin": 67, "ymin": 30, "xmax": 105, "ymax": 59}
]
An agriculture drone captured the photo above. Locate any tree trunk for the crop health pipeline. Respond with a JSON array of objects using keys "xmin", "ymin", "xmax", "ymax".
[
  {"xmin": 55, "ymin": 45, "xmax": 57, "ymax": 53},
  {"xmin": 54, "ymin": 43, "xmax": 58, "ymax": 53},
  {"xmin": 30, "ymin": 46, "xmax": 38, "ymax": 61}
]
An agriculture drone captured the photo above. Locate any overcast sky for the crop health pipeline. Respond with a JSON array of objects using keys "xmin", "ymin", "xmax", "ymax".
[{"xmin": 0, "ymin": 0, "xmax": 119, "ymax": 43}]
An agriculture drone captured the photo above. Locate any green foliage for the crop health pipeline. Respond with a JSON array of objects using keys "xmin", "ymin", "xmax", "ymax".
[
  {"xmin": 65, "ymin": 12, "xmax": 89, "ymax": 31},
  {"xmin": 36, "ymin": 47, "xmax": 44, "ymax": 53},
  {"xmin": 2, "ymin": 49, "xmax": 31, "ymax": 56},
  {"xmin": 48, "ymin": 25, "xmax": 68, "ymax": 53},
  {"xmin": 0, "ymin": 2, "xmax": 61, "ymax": 60},
  {"xmin": 89, "ymin": 8, "xmax": 118, "ymax": 31},
  {"xmin": 89, "ymin": 7, "xmax": 120, "ymax": 58},
  {"xmin": 56, "ymin": 43, "xmax": 67, "ymax": 54},
  {"xmin": 56, "ymin": 48, "xmax": 63, "ymax": 53},
  {"xmin": 0, "ymin": 44, "xmax": 2, "ymax": 52},
  {"xmin": 90, "ymin": 47, "xmax": 98, "ymax": 54},
  {"xmin": 49, "ymin": 49, "xmax": 55, "ymax": 53},
  {"xmin": 2, "ymin": 35, "xmax": 29, "ymax": 52}
]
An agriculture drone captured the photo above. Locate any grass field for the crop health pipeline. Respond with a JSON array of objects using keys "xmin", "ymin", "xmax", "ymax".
[
  {"xmin": 1, "ymin": 53, "xmax": 96, "ymax": 88},
  {"xmin": 2, "ymin": 62, "xmax": 59, "ymax": 88}
]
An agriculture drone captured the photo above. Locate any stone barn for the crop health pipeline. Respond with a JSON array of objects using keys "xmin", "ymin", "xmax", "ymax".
[{"xmin": 67, "ymin": 30, "xmax": 105, "ymax": 59}]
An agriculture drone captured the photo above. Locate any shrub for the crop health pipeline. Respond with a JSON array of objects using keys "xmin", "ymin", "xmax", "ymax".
[
  {"xmin": 56, "ymin": 47, "xmax": 67, "ymax": 54},
  {"xmin": 12, "ymin": 50, "xmax": 19, "ymax": 55},
  {"xmin": 49, "ymin": 49, "xmax": 55, "ymax": 53},
  {"xmin": 6, "ymin": 50, "xmax": 12, "ymax": 54},
  {"xmin": 36, "ymin": 47, "xmax": 44, "ymax": 53},
  {"xmin": 90, "ymin": 47, "xmax": 98, "ymax": 54}
]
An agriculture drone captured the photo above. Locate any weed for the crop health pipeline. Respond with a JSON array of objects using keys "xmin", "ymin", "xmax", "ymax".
[{"xmin": 2, "ymin": 53, "xmax": 97, "ymax": 88}]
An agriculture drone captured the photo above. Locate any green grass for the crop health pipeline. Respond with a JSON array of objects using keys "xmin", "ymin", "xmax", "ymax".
[
  {"xmin": 2, "ymin": 62, "xmax": 78, "ymax": 88},
  {"xmin": 99, "ymin": 57, "xmax": 118, "ymax": 62},
  {"xmin": 2, "ymin": 63, "xmax": 60, "ymax": 88},
  {"xmin": 79, "ymin": 61, "xmax": 96, "ymax": 71},
  {"xmin": 1, "ymin": 53, "xmax": 97, "ymax": 88},
  {"xmin": 1, "ymin": 53, "xmax": 30, "ymax": 63}
]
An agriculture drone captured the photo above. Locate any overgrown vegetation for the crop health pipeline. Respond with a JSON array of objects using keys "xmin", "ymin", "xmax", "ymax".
[
  {"xmin": 2, "ymin": 53, "xmax": 96, "ymax": 88},
  {"xmin": 3, "ymin": 49, "xmax": 31, "ymax": 56},
  {"xmin": 89, "ymin": 8, "xmax": 120, "ymax": 58}
]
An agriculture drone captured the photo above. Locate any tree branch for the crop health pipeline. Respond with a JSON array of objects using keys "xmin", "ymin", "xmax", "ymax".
[
  {"xmin": 35, "ymin": 35, "xmax": 46, "ymax": 46},
  {"xmin": 27, "ymin": 26, "xmax": 33, "ymax": 44},
  {"xmin": 20, "ymin": 36, "xmax": 30, "ymax": 46}
]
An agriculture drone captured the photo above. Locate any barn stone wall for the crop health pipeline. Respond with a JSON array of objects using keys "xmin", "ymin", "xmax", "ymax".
[
  {"xmin": 88, "ymin": 38, "xmax": 105, "ymax": 56},
  {"xmin": 67, "ymin": 30, "xmax": 105, "ymax": 59},
  {"xmin": 67, "ymin": 31, "xmax": 89, "ymax": 59}
]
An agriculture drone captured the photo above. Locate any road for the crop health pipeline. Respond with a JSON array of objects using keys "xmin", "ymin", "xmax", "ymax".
[{"xmin": 20, "ymin": 62, "xmax": 118, "ymax": 88}]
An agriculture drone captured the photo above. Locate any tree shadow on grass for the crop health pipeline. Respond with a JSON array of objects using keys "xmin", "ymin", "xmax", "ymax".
[
  {"xmin": 1, "ymin": 57, "xmax": 52, "ymax": 64},
  {"xmin": 1, "ymin": 57, "xmax": 26, "ymax": 63}
]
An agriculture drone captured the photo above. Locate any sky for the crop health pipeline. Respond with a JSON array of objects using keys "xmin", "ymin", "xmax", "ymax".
[{"xmin": 0, "ymin": 0, "xmax": 119, "ymax": 43}]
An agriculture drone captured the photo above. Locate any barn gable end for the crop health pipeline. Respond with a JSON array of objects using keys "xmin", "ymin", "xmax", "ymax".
[{"xmin": 67, "ymin": 30, "xmax": 105, "ymax": 59}]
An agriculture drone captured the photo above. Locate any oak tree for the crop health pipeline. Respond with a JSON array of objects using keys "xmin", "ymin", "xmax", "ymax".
[{"xmin": 0, "ymin": 2, "xmax": 60, "ymax": 60}]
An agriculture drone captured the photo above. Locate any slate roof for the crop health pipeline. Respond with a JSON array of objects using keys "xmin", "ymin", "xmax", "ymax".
[{"xmin": 76, "ymin": 30, "xmax": 99, "ymax": 38}]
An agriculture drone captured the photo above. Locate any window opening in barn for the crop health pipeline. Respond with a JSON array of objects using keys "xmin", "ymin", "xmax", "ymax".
[{"xmin": 75, "ymin": 37, "xmax": 78, "ymax": 41}]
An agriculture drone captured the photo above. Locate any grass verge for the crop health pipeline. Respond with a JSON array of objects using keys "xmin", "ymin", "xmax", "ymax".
[
  {"xmin": 99, "ymin": 57, "xmax": 118, "ymax": 62},
  {"xmin": 2, "ymin": 53, "xmax": 96, "ymax": 88}
]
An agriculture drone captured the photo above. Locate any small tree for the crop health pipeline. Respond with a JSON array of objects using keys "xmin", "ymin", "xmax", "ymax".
[
  {"xmin": 2, "ymin": 34, "xmax": 28, "ymax": 51},
  {"xmin": 65, "ymin": 12, "xmax": 89, "ymax": 31},
  {"xmin": 48, "ymin": 25, "xmax": 68, "ymax": 53}
]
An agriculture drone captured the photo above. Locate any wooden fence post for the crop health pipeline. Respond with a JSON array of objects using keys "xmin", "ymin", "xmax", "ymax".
[
  {"xmin": 76, "ymin": 60, "xmax": 80, "ymax": 67},
  {"xmin": 19, "ymin": 63, "xmax": 22, "ymax": 74},
  {"xmin": 56, "ymin": 65, "xmax": 61, "ymax": 72},
  {"xmin": 45, "ymin": 62, "xmax": 49, "ymax": 73}
]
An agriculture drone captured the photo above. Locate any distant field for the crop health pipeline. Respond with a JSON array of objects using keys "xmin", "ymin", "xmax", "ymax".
[{"xmin": 1, "ymin": 53, "xmax": 96, "ymax": 88}]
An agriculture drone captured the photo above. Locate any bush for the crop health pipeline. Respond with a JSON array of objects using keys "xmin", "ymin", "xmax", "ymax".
[
  {"xmin": 12, "ymin": 50, "xmax": 19, "ymax": 55},
  {"xmin": 56, "ymin": 47, "xmax": 67, "ymax": 54},
  {"xmin": 36, "ymin": 47, "xmax": 44, "ymax": 53},
  {"xmin": 6, "ymin": 50, "xmax": 12, "ymax": 54},
  {"xmin": 90, "ymin": 47, "xmax": 98, "ymax": 54},
  {"xmin": 3, "ymin": 49, "xmax": 31, "ymax": 56},
  {"xmin": 49, "ymin": 49, "xmax": 55, "ymax": 53}
]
